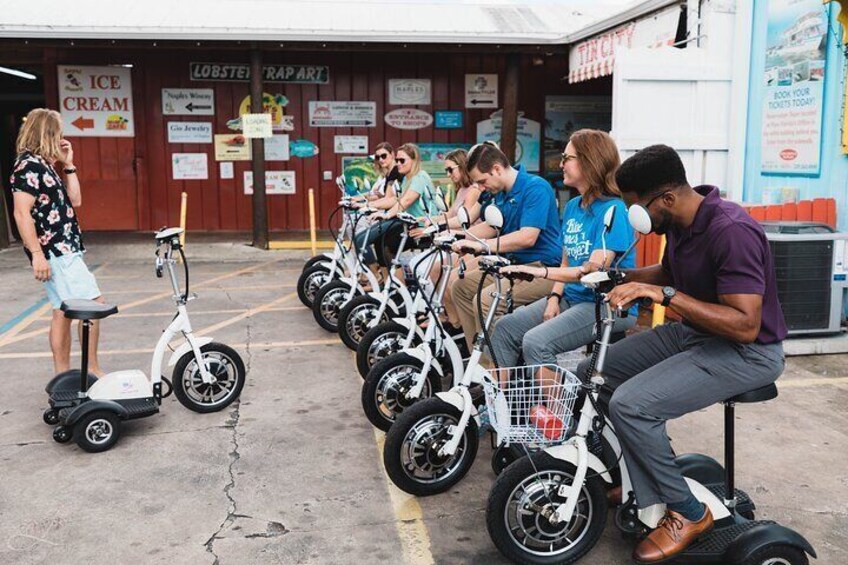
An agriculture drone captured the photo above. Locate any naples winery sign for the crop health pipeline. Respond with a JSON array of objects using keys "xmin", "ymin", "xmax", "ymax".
[{"xmin": 190, "ymin": 62, "xmax": 329, "ymax": 84}]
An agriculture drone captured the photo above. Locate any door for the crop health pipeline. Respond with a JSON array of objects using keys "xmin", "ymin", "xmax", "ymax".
[{"xmin": 611, "ymin": 47, "xmax": 735, "ymax": 194}]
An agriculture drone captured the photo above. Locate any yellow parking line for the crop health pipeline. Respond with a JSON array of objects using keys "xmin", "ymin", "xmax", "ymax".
[
  {"xmin": 38, "ymin": 305, "xmax": 304, "ymax": 321},
  {"xmin": 373, "ymin": 429, "xmax": 435, "ymax": 565},
  {"xmin": 0, "ymin": 338, "xmax": 340, "ymax": 360},
  {"xmin": 103, "ymin": 283, "xmax": 295, "ymax": 295},
  {"xmin": 194, "ymin": 293, "xmax": 297, "ymax": 337}
]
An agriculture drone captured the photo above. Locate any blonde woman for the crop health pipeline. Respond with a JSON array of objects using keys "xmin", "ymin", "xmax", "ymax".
[{"xmin": 10, "ymin": 108, "xmax": 106, "ymax": 376}]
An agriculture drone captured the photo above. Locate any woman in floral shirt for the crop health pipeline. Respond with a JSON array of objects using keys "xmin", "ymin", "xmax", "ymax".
[{"xmin": 11, "ymin": 108, "xmax": 105, "ymax": 377}]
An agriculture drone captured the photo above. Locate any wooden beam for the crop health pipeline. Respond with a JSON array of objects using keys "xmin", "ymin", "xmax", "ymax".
[
  {"xmin": 500, "ymin": 53, "xmax": 521, "ymax": 164},
  {"xmin": 250, "ymin": 47, "xmax": 269, "ymax": 249}
]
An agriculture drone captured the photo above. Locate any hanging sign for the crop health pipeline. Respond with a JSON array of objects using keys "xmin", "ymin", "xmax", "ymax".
[
  {"xmin": 172, "ymin": 153, "xmax": 208, "ymax": 180},
  {"xmin": 264, "ymin": 134, "xmax": 290, "ymax": 161},
  {"xmin": 760, "ymin": 0, "xmax": 827, "ymax": 174},
  {"xmin": 435, "ymin": 111, "xmax": 463, "ymax": 129},
  {"xmin": 334, "ymin": 135, "xmax": 369, "ymax": 154},
  {"xmin": 388, "ymin": 79, "xmax": 431, "ymax": 105},
  {"xmin": 290, "ymin": 139, "xmax": 320, "ymax": 158},
  {"xmin": 228, "ymin": 93, "xmax": 294, "ymax": 132},
  {"xmin": 385, "ymin": 108, "xmax": 433, "ymax": 130},
  {"xmin": 242, "ymin": 113, "xmax": 273, "ymax": 138},
  {"xmin": 465, "ymin": 74, "xmax": 498, "ymax": 108},
  {"xmin": 58, "ymin": 65, "xmax": 134, "ymax": 137},
  {"xmin": 162, "ymin": 88, "xmax": 214, "ymax": 115},
  {"xmin": 214, "ymin": 134, "xmax": 251, "ymax": 161},
  {"xmin": 308, "ymin": 101, "xmax": 376, "ymax": 127},
  {"xmin": 219, "ymin": 162, "xmax": 234, "ymax": 180},
  {"xmin": 190, "ymin": 62, "xmax": 329, "ymax": 84},
  {"xmin": 167, "ymin": 122, "xmax": 213, "ymax": 144},
  {"xmin": 244, "ymin": 170, "xmax": 296, "ymax": 195}
]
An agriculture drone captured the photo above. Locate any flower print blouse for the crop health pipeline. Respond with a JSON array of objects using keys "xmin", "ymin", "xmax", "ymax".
[{"xmin": 10, "ymin": 151, "xmax": 84, "ymax": 259}]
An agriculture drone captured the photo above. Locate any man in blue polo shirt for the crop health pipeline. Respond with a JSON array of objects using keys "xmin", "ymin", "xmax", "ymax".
[{"xmin": 450, "ymin": 142, "xmax": 561, "ymax": 350}]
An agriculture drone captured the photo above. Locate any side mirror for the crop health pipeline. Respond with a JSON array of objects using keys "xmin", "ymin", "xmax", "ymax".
[
  {"xmin": 628, "ymin": 205, "xmax": 653, "ymax": 235},
  {"xmin": 457, "ymin": 206, "xmax": 470, "ymax": 229},
  {"xmin": 484, "ymin": 205, "xmax": 504, "ymax": 230},
  {"xmin": 434, "ymin": 189, "xmax": 448, "ymax": 213},
  {"xmin": 363, "ymin": 178, "xmax": 371, "ymax": 192},
  {"xmin": 603, "ymin": 206, "xmax": 616, "ymax": 233}
]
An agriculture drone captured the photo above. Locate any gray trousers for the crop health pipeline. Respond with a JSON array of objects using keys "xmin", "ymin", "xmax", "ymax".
[
  {"xmin": 577, "ymin": 322, "xmax": 785, "ymax": 508},
  {"xmin": 492, "ymin": 296, "xmax": 636, "ymax": 367}
]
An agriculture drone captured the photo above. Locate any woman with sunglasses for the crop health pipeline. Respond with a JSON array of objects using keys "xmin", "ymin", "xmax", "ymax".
[
  {"xmin": 493, "ymin": 129, "xmax": 637, "ymax": 371},
  {"xmin": 352, "ymin": 142, "xmax": 405, "ymax": 267}
]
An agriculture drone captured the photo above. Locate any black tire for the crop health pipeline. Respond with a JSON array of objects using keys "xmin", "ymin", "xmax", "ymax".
[
  {"xmin": 43, "ymin": 408, "xmax": 59, "ymax": 425},
  {"xmin": 362, "ymin": 353, "xmax": 442, "ymax": 431},
  {"xmin": 338, "ymin": 294, "xmax": 386, "ymax": 350},
  {"xmin": 52, "ymin": 425, "xmax": 72, "ymax": 443},
  {"xmin": 297, "ymin": 264, "xmax": 333, "ymax": 308},
  {"xmin": 491, "ymin": 444, "xmax": 527, "ymax": 476},
  {"xmin": 312, "ymin": 280, "xmax": 353, "ymax": 332},
  {"xmin": 383, "ymin": 397, "xmax": 478, "ymax": 496},
  {"xmin": 487, "ymin": 452, "xmax": 608, "ymax": 565},
  {"xmin": 356, "ymin": 321, "xmax": 420, "ymax": 379},
  {"xmin": 173, "ymin": 343, "xmax": 246, "ymax": 413},
  {"xmin": 73, "ymin": 410, "xmax": 121, "ymax": 453},
  {"xmin": 742, "ymin": 544, "xmax": 809, "ymax": 565},
  {"xmin": 302, "ymin": 255, "xmax": 328, "ymax": 272}
]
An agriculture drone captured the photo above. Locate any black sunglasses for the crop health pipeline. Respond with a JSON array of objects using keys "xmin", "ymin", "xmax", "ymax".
[
  {"xmin": 396, "ymin": 157, "xmax": 407, "ymax": 164},
  {"xmin": 375, "ymin": 152, "xmax": 389, "ymax": 160},
  {"xmin": 445, "ymin": 166, "xmax": 456, "ymax": 174}
]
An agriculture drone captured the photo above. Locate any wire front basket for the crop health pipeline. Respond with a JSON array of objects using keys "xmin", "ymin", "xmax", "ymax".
[{"xmin": 483, "ymin": 364, "xmax": 581, "ymax": 446}]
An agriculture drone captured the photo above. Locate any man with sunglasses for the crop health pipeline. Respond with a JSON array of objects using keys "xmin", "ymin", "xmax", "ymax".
[
  {"xmin": 577, "ymin": 144, "xmax": 787, "ymax": 563},
  {"xmin": 450, "ymin": 141, "xmax": 561, "ymax": 350}
]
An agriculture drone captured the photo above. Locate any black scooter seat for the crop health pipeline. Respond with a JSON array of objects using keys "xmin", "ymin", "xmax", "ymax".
[
  {"xmin": 726, "ymin": 383, "xmax": 778, "ymax": 404},
  {"xmin": 61, "ymin": 299, "xmax": 118, "ymax": 320}
]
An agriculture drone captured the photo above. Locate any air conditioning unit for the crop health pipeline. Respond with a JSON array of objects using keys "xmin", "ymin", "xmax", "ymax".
[{"xmin": 762, "ymin": 222, "xmax": 848, "ymax": 336}]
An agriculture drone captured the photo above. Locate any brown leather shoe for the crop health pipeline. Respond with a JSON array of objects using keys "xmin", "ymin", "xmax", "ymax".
[
  {"xmin": 633, "ymin": 506, "xmax": 714, "ymax": 563},
  {"xmin": 606, "ymin": 485, "xmax": 622, "ymax": 506}
]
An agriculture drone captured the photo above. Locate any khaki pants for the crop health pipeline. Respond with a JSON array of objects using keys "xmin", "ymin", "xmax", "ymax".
[{"xmin": 450, "ymin": 261, "xmax": 555, "ymax": 351}]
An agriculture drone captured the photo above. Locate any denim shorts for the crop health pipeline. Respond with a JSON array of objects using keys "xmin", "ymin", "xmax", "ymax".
[{"xmin": 43, "ymin": 252, "xmax": 101, "ymax": 309}]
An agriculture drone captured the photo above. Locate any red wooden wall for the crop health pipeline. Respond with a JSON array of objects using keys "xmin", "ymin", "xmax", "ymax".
[{"xmin": 45, "ymin": 47, "xmax": 610, "ymax": 232}]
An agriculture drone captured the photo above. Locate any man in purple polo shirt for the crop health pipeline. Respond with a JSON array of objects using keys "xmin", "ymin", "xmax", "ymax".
[{"xmin": 576, "ymin": 145, "xmax": 787, "ymax": 563}]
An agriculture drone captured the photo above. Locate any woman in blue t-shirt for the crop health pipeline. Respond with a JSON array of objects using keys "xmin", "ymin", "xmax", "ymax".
[{"xmin": 493, "ymin": 129, "xmax": 637, "ymax": 369}]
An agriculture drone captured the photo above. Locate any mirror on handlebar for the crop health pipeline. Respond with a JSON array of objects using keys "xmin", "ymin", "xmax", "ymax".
[
  {"xmin": 457, "ymin": 206, "xmax": 471, "ymax": 230},
  {"xmin": 602, "ymin": 206, "xmax": 616, "ymax": 233},
  {"xmin": 363, "ymin": 178, "xmax": 371, "ymax": 193},
  {"xmin": 484, "ymin": 205, "xmax": 504, "ymax": 230},
  {"xmin": 434, "ymin": 189, "xmax": 448, "ymax": 214},
  {"xmin": 628, "ymin": 204, "xmax": 653, "ymax": 235}
]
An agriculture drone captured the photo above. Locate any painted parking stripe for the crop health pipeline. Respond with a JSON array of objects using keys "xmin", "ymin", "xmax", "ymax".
[
  {"xmin": 0, "ymin": 298, "xmax": 49, "ymax": 335},
  {"xmin": 38, "ymin": 305, "xmax": 304, "ymax": 321},
  {"xmin": 373, "ymin": 429, "xmax": 435, "ymax": 565}
]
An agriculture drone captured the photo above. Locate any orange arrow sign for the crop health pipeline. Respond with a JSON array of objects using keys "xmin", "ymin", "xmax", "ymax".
[{"xmin": 72, "ymin": 116, "xmax": 94, "ymax": 130}]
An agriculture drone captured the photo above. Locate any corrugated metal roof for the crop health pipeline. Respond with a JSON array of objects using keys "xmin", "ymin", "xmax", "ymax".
[{"xmin": 0, "ymin": 0, "xmax": 668, "ymax": 45}]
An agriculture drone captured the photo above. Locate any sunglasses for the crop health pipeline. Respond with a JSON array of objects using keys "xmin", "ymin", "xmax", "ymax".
[
  {"xmin": 560, "ymin": 153, "xmax": 578, "ymax": 166},
  {"xmin": 445, "ymin": 166, "xmax": 456, "ymax": 174},
  {"xmin": 375, "ymin": 152, "xmax": 389, "ymax": 160},
  {"xmin": 396, "ymin": 157, "xmax": 408, "ymax": 164}
]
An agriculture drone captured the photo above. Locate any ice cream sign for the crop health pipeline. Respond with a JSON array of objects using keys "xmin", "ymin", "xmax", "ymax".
[{"xmin": 58, "ymin": 65, "xmax": 134, "ymax": 137}]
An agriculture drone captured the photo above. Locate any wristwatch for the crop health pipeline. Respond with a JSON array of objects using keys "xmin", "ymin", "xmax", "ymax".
[
  {"xmin": 548, "ymin": 291, "xmax": 562, "ymax": 301},
  {"xmin": 661, "ymin": 286, "xmax": 676, "ymax": 307},
  {"xmin": 63, "ymin": 167, "xmax": 77, "ymax": 174}
]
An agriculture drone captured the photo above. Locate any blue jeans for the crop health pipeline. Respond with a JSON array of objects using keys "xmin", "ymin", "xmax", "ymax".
[{"xmin": 354, "ymin": 219, "xmax": 402, "ymax": 265}]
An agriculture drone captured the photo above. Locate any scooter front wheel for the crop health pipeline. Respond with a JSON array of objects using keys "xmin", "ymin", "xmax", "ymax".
[
  {"xmin": 486, "ymin": 452, "xmax": 607, "ymax": 565},
  {"xmin": 338, "ymin": 294, "xmax": 385, "ymax": 350},
  {"xmin": 357, "ymin": 321, "xmax": 419, "ymax": 379},
  {"xmin": 297, "ymin": 264, "xmax": 333, "ymax": 308},
  {"xmin": 312, "ymin": 280, "xmax": 353, "ymax": 332},
  {"xmin": 361, "ymin": 353, "xmax": 441, "ymax": 431},
  {"xmin": 383, "ymin": 397, "xmax": 478, "ymax": 496},
  {"xmin": 173, "ymin": 343, "xmax": 246, "ymax": 413}
]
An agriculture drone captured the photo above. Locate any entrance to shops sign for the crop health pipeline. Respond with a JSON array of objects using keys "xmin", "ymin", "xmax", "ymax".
[{"xmin": 190, "ymin": 62, "xmax": 330, "ymax": 84}]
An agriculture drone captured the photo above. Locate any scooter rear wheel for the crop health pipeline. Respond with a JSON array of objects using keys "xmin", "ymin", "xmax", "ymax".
[
  {"xmin": 173, "ymin": 343, "xmax": 246, "ymax": 413},
  {"xmin": 74, "ymin": 410, "xmax": 121, "ymax": 453},
  {"xmin": 742, "ymin": 545, "xmax": 808, "ymax": 565},
  {"xmin": 361, "ymin": 353, "xmax": 441, "ymax": 431},
  {"xmin": 487, "ymin": 452, "xmax": 607, "ymax": 565}
]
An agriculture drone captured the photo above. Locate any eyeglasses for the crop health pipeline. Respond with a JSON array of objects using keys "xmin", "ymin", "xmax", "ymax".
[
  {"xmin": 644, "ymin": 190, "xmax": 673, "ymax": 209},
  {"xmin": 396, "ymin": 158, "xmax": 408, "ymax": 165},
  {"xmin": 445, "ymin": 166, "xmax": 456, "ymax": 174},
  {"xmin": 559, "ymin": 153, "xmax": 578, "ymax": 166},
  {"xmin": 375, "ymin": 152, "xmax": 389, "ymax": 160}
]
